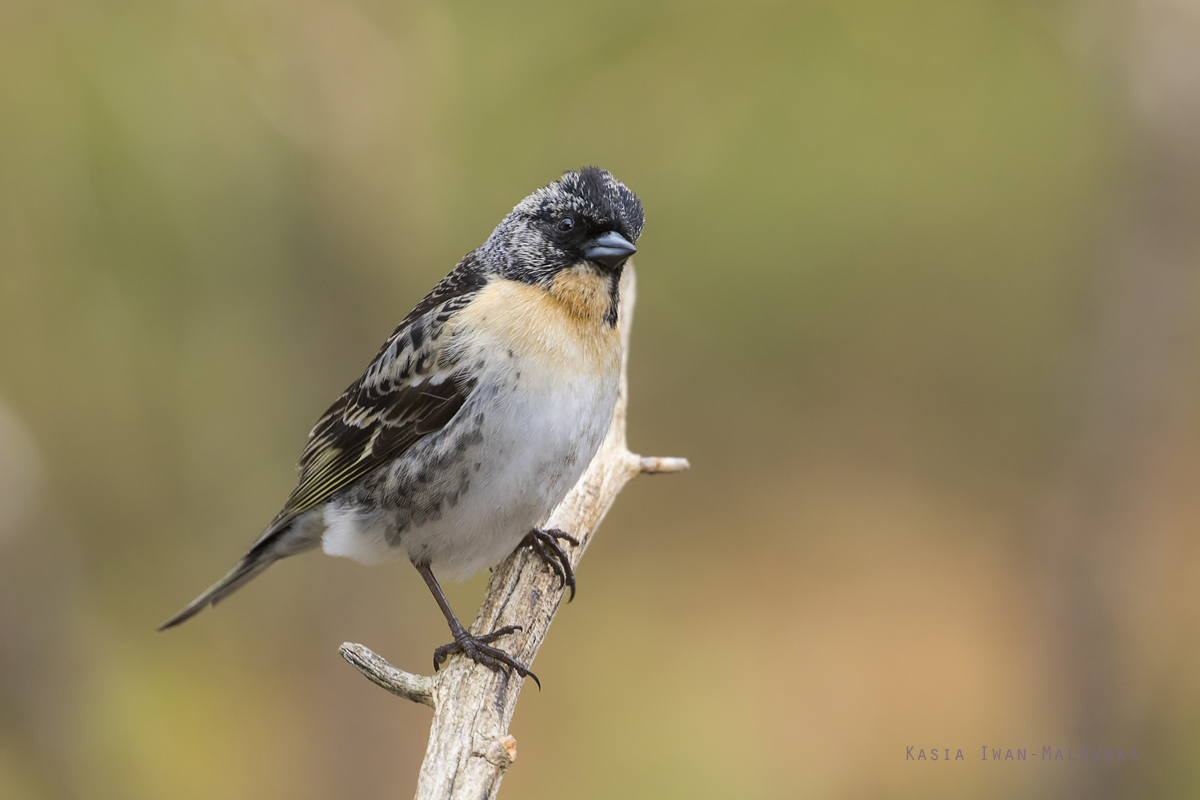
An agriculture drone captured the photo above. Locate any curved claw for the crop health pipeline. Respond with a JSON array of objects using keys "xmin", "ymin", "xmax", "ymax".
[
  {"xmin": 432, "ymin": 626, "xmax": 540, "ymax": 689},
  {"xmin": 541, "ymin": 528, "xmax": 580, "ymax": 547},
  {"xmin": 521, "ymin": 528, "xmax": 579, "ymax": 602}
]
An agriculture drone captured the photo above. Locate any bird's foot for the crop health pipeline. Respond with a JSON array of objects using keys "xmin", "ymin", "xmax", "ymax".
[
  {"xmin": 433, "ymin": 626, "xmax": 540, "ymax": 688},
  {"xmin": 521, "ymin": 528, "xmax": 579, "ymax": 601}
]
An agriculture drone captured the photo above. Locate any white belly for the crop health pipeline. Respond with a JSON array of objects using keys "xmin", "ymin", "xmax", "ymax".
[{"xmin": 321, "ymin": 361, "xmax": 618, "ymax": 578}]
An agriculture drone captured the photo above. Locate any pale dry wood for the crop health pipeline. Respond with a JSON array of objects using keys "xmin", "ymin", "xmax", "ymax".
[
  {"xmin": 339, "ymin": 642, "xmax": 436, "ymax": 708},
  {"xmin": 340, "ymin": 263, "xmax": 687, "ymax": 800}
]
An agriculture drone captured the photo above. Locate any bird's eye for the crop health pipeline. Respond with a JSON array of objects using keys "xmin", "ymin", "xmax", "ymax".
[{"xmin": 556, "ymin": 216, "xmax": 575, "ymax": 233}]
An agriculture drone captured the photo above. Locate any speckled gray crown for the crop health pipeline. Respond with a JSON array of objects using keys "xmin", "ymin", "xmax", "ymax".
[{"xmin": 517, "ymin": 167, "xmax": 644, "ymax": 244}]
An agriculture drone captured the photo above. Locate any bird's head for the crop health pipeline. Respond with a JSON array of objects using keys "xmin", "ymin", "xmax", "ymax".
[{"xmin": 479, "ymin": 168, "xmax": 643, "ymax": 323}]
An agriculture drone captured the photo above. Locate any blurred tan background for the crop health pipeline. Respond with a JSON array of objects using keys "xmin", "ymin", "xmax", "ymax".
[{"xmin": 2, "ymin": 1, "xmax": 1199, "ymax": 798}]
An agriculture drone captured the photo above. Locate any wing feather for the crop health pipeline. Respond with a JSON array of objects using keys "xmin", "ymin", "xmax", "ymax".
[{"xmin": 257, "ymin": 263, "xmax": 488, "ymax": 541}]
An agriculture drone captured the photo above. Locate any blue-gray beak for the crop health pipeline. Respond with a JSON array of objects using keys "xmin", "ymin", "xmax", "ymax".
[{"xmin": 583, "ymin": 231, "xmax": 637, "ymax": 269}]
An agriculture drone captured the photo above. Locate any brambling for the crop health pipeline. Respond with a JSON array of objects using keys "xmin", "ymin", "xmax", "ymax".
[{"xmin": 161, "ymin": 167, "xmax": 644, "ymax": 684}]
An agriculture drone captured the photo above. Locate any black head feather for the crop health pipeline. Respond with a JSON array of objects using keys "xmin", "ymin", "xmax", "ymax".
[
  {"xmin": 553, "ymin": 166, "xmax": 644, "ymax": 243},
  {"xmin": 476, "ymin": 167, "xmax": 644, "ymax": 286}
]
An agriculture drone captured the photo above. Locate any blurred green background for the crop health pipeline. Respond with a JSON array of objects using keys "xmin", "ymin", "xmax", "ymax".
[{"xmin": 2, "ymin": 1, "xmax": 1198, "ymax": 798}]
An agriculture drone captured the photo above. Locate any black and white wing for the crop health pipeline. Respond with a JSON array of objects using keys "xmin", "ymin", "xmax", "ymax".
[
  {"xmin": 272, "ymin": 265, "xmax": 488, "ymax": 532},
  {"xmin": 158, "ymin": 264, "xmax": 489, "ymax": 630}
]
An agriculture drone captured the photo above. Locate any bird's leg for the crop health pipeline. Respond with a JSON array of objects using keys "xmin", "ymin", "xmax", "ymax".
[
  {"xmin": 412, "ymin": 560, "xmax": 540, "ymax": 688},
  {"xmin": 519, "ymin": 528, "xmax": 580, "ymax": 602}
]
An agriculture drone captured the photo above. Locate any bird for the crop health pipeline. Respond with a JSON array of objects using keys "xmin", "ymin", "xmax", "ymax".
[{"xmin": 160, "ymin": 167, "xmax": 644, "ymax": 686}]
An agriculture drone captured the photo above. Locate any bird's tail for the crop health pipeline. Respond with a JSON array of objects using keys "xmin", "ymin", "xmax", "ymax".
[
  {"xmin": 157, "ymin": 553, "xmax": 276, "ymax": 631},
  {"xmin": 158, "ymin": 515, "xmax": 320, "ymax": 631}
]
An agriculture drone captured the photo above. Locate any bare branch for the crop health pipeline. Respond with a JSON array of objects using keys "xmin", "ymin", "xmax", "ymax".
[
  {"xmin": 339, "ymin": 643, "xmax": 436, "ymax": 709},
  {"xmin": 638, "ymin": 456, "xmax": 691, "ymax": 474},
  {"xmin": 340, "ymin": 264, "xmax": 687, "ymax": 799}
]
